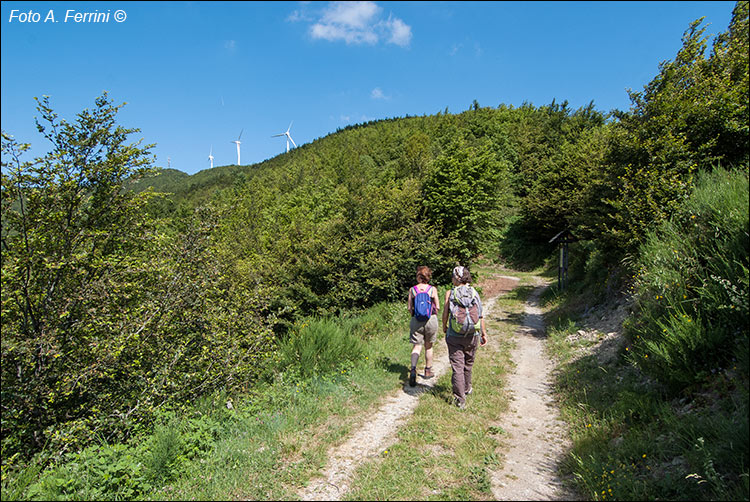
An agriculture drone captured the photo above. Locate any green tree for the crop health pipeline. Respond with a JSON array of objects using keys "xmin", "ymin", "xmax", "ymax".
[
  {"xmin": 1, "ymin": 94, "xmax": 277, "ymax": 463},
  {"xmin": 1, "ymin": 93, "xmax": 158, "ymax": 457},
  {"xmin": 520, "ymin": 102, "xmax": 607, "ymax": 239},
  {"xmin": 582, "ymin": 1, "xmax": 749, "ymax": 265},
  {"xmin": 422, "ymin": 136, "xmax": 511, "ymax": 262}
]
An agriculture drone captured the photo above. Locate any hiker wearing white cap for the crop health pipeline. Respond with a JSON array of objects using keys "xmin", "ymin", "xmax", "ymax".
[{"xmin": 442, "ymin": 265, "xmax": 487, "ymax": 408}]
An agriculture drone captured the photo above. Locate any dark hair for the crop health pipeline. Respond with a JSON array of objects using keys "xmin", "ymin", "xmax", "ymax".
[{"xmin": 416, "ymin": 265, "xmax": 432, "ymax": 284}]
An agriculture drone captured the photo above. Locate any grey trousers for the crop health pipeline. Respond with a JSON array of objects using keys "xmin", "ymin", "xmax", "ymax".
[{"xmin": 446, "ymin": 334, "xmax": 479, "ymax": 405}]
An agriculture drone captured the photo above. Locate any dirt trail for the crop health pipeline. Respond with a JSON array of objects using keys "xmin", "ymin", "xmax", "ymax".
[
  {"xmin": 298, "ymin": 310, "xmax": 457, "ymax": 501},
  {"xmin": 299, "ymin": 276, "xmax": 574, "ymax": 501},
  {"xmin": 490, "ymin": 284, "xmax": 577, "ymax": 501}
]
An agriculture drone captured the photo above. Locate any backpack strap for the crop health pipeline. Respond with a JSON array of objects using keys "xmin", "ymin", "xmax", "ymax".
[{"xmin": 414, "ymin": 284, "xmax": 431, "ymax": 294}]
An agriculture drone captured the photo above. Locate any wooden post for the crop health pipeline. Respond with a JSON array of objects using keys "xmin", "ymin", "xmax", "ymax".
[
  {"xmin": 549, "ymin": 229, "xmax": 573, "ymax": 291},
  {"xmin": 562, "ymin": 237, "xmax": 569, "ymax": 290}
]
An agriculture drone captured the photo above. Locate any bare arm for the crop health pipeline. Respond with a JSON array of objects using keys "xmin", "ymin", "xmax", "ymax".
[
  {"xmin": 478, "ymin": 292, "xmax": 487, "ymax": 344},
  {"xmin": 442, "ymin": 289, "xmax": 451, "ymax": 332}
]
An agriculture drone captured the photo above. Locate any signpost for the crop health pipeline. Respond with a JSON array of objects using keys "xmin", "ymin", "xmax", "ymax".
[{"xmin": 549, "ymin": 229, "xmax": 574, "ymax": 291}]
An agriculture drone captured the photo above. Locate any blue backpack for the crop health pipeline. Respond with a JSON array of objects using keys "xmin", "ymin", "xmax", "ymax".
[{"xmin": 413, "ymin": 285, "xmax": 434, "ymax": 321}]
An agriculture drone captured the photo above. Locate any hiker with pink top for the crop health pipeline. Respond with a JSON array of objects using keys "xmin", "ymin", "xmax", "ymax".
[{"xmin": 407, "ymin": 265, "xmax": 440, "ymax": 387}]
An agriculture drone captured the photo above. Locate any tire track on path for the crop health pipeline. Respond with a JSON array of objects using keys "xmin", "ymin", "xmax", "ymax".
[{"xmin": 490, "ymin": 283, "xmax": 578, "ymax": 501}]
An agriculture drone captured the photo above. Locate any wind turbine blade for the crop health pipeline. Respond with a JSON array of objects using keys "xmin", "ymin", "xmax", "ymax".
[
  {"xmin": 288, "ymin": 134, "xmax": 297, "ymax": 148},
  {"xmin": 271, "ymin": 133, "xmax": 284, "ymax": 137},
  {"xmin": 238, "ymin": 129, "xmax": 243, "ymax": 140},
  {"xmin": 287, "ymin": 121, "xmax": 293, "ymax": 132}
]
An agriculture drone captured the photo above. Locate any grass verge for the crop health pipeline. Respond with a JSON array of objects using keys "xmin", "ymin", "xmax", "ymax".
[{"xmin": 543, "ymin": 286, "xmax": 749, "ymax": 501}]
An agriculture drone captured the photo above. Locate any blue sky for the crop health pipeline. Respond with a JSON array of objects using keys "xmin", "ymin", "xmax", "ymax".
[{"xmin": 1, "ymin": 1, "xmax": 737, "ymax": 175}]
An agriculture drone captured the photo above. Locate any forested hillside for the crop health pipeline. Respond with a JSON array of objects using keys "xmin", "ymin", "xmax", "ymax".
[{"xmin": 1, "ymin": 2, "xmax": 747, "ymax": 499}]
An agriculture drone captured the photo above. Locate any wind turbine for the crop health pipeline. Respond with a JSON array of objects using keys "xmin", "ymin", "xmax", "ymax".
[
  {"xmin": 208, "ymin": 145, "xmax": 214, "ymax": 169},
  {"xmin": 231, "ymin": 129, "xmax": 243, "ymax": 165},
  {"xmin": 272, "ymin": 121, "xmax": 297, "ymax": 153}
]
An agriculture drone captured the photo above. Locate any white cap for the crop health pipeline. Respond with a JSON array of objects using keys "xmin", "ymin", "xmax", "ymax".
[{"xmin": 452, "ymin": 266, "xmax": 465, "ymax": 280}]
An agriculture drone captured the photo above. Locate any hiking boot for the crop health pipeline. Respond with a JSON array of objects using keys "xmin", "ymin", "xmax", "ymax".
[
  {"xmin": 453, "ymin": 397, "xmax": 467, "ymax": 409},
  {"xmin": 466, "ymin": 386, "xmax": 473, "ymax": 395},
  {"xmin": 409, "ymin": 367, "xmax": 417, "ymax": 387},
  {"xmin": 423, "ymin": 367, "xmax": 434, "ymax": 379}
]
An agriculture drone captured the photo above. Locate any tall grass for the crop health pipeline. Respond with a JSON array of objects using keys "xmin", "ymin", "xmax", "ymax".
[
  {"xmin": 546, "ymin": 294, "xmax": 749, "ymax": 501},
  {"xmin": 278, "ymin": 317, "xmax": 365, "ymax": 379},
  {"xmin": 625, "ymin": 167, "xmax": 749, "ymax": 391}
]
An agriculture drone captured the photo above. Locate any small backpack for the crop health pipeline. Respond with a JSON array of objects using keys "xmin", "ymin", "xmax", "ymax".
[
  {"xmin": 413, "ymin": 285, "xmax": 434, "ymax": 321},
  {"xmin": 449, "ymin": 285, "xmax": 480, "ymax": 336}
]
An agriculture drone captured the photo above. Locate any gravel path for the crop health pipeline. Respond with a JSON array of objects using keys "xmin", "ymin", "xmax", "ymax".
[{"xmin": 490, "ymin": 284, "xmax": 578, "ymax": 501}]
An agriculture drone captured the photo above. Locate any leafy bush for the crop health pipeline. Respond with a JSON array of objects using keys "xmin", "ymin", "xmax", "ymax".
[
  {"xmin": 25, "ymin": 442, "xmax": 150, "ymax": 501},
  {"xmin": 625, "ymin": 167, "xmax": 749, "ymax": 391},
  {"xmin": 8, "ymin": 401, "xmax": 241, "ymax": 501}
]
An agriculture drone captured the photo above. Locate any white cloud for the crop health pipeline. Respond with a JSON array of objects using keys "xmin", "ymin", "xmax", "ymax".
[
  {"xmin": 311, "ymin": 21, "xmax": 378, "ymax": 45},
  {"xmin": 447, "ymin": 40, "xmax": 482, "ymax": 58},
  {"xmin": 286, "ymin": 10, "xmax": 305, "ymax": 22},
  {"xmin": 323, "ymin": 1, "xmax": 380, "ymax": 29},
  {"xmin": 384, "ymin": 16, "xmax": 412, "ymax": 47},
  {"xmin": 370, "ymin": 87, "xmax": 389, "ymax": 100},
  {"xmin": 306, "ymin": 1, "xmax": 412, "ymax": 47},
  {"xmin": 287, "ymin": 1, "xmax": 314, "ymax": 22},
  {"xmin": 224, "ymin": 40, "xmax": 236, "ymax": 50}
]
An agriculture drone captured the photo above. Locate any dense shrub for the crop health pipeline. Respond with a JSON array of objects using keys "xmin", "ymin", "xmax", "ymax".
[{"xmin": 278, "ymin": 317, "xmax": 365, "ymax": 379}]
